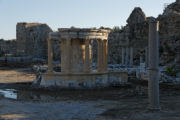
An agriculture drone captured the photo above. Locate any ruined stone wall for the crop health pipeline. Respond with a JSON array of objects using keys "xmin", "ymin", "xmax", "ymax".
[
  {"xmin": 14, "ymin": 0, "xmax": 179, "ymax": 66},
  {"xmin": 16, "ymin": 23, "xmax": 27, "ymax": 55},
  {"xmin": 107, "ymin": 1, "xmax": 179, "ymax": 65},
  {"xmin": 0, "ymin": 39, "xmax": 17, "ymax": 56},
  {"xmin": 16, "ymin": 22, "xmax": 52, "ymax": 58},
  {"xmin": 157, "ymin": 0, "xmax": 180, "ymax": 65},
  {"xmin": 106, "ymin": 7, "xmax": 148, "ymax": 65},
  {"xmin": 107, "ymin": 31, "xmax": 129, "ymax": 64}
]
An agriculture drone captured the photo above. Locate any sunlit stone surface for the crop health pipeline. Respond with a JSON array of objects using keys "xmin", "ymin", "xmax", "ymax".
[{"xmin": 35, "ymin": 28, "xmax": 128, "ymax": 88}]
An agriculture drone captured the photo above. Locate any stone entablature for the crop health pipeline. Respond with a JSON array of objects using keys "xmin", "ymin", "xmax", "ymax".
[{"xmin": 49, "ymin": 28, "xmax": 110, "ymax": 40}]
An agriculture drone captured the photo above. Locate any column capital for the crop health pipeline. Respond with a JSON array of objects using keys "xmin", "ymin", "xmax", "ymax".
[
  {"xmin": 102, "ymin": 39, "xmax": 108, "ymax": 41},
  {"xmin": 97, "ymin": 38, "xmax": 103, "ymax": 42},
  {"xmin": 85, "ymin": 39, "xmax": 90, "ymax": 44}
]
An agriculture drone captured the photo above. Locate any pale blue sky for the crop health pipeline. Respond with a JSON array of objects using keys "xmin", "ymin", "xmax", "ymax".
[{"xmin": 0, "ymin": 0, "xmax": 175, "ymax": 39}]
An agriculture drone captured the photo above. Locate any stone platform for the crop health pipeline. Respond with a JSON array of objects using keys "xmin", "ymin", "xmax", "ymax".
[{"xmin": 39, "ymin": 71, "xmax": 128, "ymax": 89}]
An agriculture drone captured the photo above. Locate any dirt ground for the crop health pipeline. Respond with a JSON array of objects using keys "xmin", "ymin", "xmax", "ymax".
[
  {"xmin": 0, "ymin": 67, "xmax": 180, "ymax": 120},
  {"xmin": 0, "ymin": 67, "xmax": 35, "ymax": 83}
]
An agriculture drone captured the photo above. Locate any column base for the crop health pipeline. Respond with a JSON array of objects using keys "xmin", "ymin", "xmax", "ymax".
[{"xmin": 147, "ymin": 105, "xmax": 161, "ymax": 111}]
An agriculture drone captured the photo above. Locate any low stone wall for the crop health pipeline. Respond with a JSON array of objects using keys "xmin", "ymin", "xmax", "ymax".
[
  {"xmin": 38, "ymin": 71, "xmax": 128, "ymax": 89},
  {"xmin": 0, "ymin": 57, "xmax": 46, "ymax": 67}
]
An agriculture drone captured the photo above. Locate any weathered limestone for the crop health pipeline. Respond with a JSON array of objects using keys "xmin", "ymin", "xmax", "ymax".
[
  {"xmin": 127, "ymin": 7, "xmax": 146, "ymax": 25},
  {"xmin": 56, "ymin": 29, "xmax": 110, "ymax": 73},
  {"xmin": 65, "ymin": 38, "xmax": 71, "ymax": 73},
  {"xmin": 148, "ymin": 18, "xmax": 160, "ymax": 110},
  {"xmin": 13, "ymin": 0, "xmax": 178, "ymax": 66},
  {"xmin": 13, "ymin": 0, "xmax": 179, "ymax": 66},
  {"xmin": 145, "ymin": 47, "xmax": 149, "ymax": 68},
  {"xmin": 125, "ymin": 47, "xmax": 129, "ymax": 66},
  {"xmin": 107, "ymin": 7, "xmax": 148, "ymax": 65},
  {"xmin": 177, "ymin": 0, "xmax": 180, "ymax": 4},
  {"xmin": 97, "ymin": 39, "xmax": 103, "ymax": 72},
  {"xmin": 120, "ymin": 46, "xmax": 134, "ymax": 66},
  {"xmin": 0, "ymin": 39, "xmax": 17, "ymax": 55},
  {"xmin": 96, "ymin": 39, "xmax": 108, "ymax": 72},
  {"xmin": 16, "ymin": 22, "xmax": 52, "ymax": 58},
  {"xmin": 176, "ymin": 40, "xmax": 180, "ymax": 77},
  {"xmin": 84, "ymin": 39, "xmax": 90, "ymax": 73},
  {"xmin": 47, "ymin": 38, "xmax": 53, "ymax": 73},
  {"xmin": 121, "ymin": 46, "xmax": 134, "ymax": 66},
  {"xmin": 107, "ymin": 0, "xmax": 179, "ymax": 65},
  {"xmin": 121, "ymin": 47, "xmax": 125, "ymax": 65},
  {"xmin": 130, "ymin": 47, "xmax": 133, "ymax": 66},
  {"xmin": 158, "ymin": 0, "xmax": 180, "ymax": 65},
  {"xmin": 37, "ymin": 28, "xmax": 128, "ymax": 88},
  {"xmin": 140, "ymin": 56, "xmax": 143, "ymax": 64},
  {"xmin": 102, "ymin": 40, "xmax": 108, "ymax": 72},
  {"xmin": 40, "ymin": 71, "xmax": 128, "ymax": 88},
  {"xmin": 60, "ymin": 39, "xmax": 65, "ymax": 72}
]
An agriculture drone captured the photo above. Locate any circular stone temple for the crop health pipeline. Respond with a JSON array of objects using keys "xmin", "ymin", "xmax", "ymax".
[
  {"xmin": 36, "ymin": 28, "xmax": 128, "ymax": 88},
  {"xmin": 48, "ymin": 28, "xmax": 110, "ymax": 73}
]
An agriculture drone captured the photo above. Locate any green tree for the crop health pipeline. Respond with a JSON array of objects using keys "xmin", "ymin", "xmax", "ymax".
[{"xmin": 112, "ymin": 26, "xmax": 121, "ymax": 32}]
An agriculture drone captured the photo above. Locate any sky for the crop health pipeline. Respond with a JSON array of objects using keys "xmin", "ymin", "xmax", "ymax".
[{"xmin": 0, "ymin": 0, "xmax": 176, "ymax": 40}]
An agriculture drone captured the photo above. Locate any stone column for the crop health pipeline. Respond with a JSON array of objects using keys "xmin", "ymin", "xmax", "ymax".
[
  {"xmin": 122, "ymin": 47, "xmax": 125, "ymax": 65},
  {"xmin": 102, "ymin": 40, "xmax": 108, "ymax": 72},
  {"xmin": 125, "ymin": 47, "xmax": 129, "ymax": 66},
  {"xmin": 140, "ymin": 56, "xmax": 143, "ymax": 64},
  {"xmin": 176, "ymin": 41, "xmax": 180, "ymax": 77},
  {"xmin": 148, "ymin": 19, "xmax": 160, "ymax": 110},
  {"xmin": 177, "ymin": 0, "xmax": 180, "ymax": 4},
  {"xmin": 66, "ymin": 38, "xmax": 71, "ymax": 73},
  {"xmin": 48, "ymin": 38, "xmax": 53, "ymax": 73},
  {"xmin": 130, "ymin": 47, "xmax": 133, "ymax": 67},
  {"xmin": 145, "ymin": 47, "xmax": 149, "ymax": 68},
  {"xmin": 84, "ymin": 39, "xmax": 90, "ymax": 73},
  {"xmin": 60, "ymin": 39, "xmax": 65, "ymax": 73},
  {"xmin": 97, "ymin": 39, "xmax": 103, "ymax": 72}
]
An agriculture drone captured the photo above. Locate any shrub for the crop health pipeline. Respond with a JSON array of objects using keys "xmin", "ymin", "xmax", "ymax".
[
  {"xmin": 111, "ymin": 26, "xmax": 125, "ymax": 32},
  {"xmin": 112, "ymin": 26, "xmax": 121, "ymax": 32},
  {"xmin": 99, "ymin": 26, "xmax": 105, "ymax": 29},
  {"xmin": 166, "ymin": 65, "xmax": 178, "ymax": 77}
]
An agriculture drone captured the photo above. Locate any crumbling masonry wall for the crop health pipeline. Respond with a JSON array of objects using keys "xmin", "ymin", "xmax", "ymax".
[
  {"xmin": 106, "ymin": 1, "xmax": 180, "ymax": 65},
  {"xmin": 14, "ymin": 0, "xmax": 179, "ymax": 65},
  {"xmin": 16, "ymin": 22, "xmax": 52, "ymax": 58}
]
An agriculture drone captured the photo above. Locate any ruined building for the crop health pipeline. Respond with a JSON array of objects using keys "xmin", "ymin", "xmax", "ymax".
[
  {"xmin": 108, "ymin": 7, "xmax": 149, "ymax": 65},
  {"xmin": 157, "ymin": 0, "xmax": 180, "ymax": 65},
  {"xmin": 35, "ymin": 28, "xmax": 127, "ymax": 88},
  {"xmin": 0, "ymin": 39, "xmax": 17, "ymax": 56},
  {"xmin": 13, "ymin": 0, "xmax": 179, "ymax": 66},
  {"xmin": 16, "ymin": 22, "xmax": 52, "ymax": 58},
  {"xmin": 108, "ymin": 0, "xmax": 180, "ymax": 66}
]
